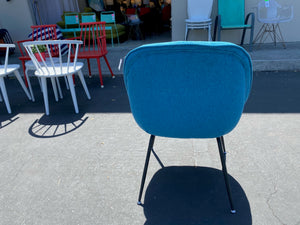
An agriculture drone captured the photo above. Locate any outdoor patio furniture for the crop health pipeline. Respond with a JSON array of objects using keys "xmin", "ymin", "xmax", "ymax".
[
  {"xmin": 24, "ymin": 57, "xmax": 69, "ymax": 102},
  {"xmin": 254, "ymin": 0, "xmax": 293, "ymax": 48},
  {"xmin": 123, "ymin": 41, "xmax": 253, "ymax": 213},
  {"xmin": 0, "ymin": 44, "xmax": 31, "ymax": 114},
  {"xmin": 23, "ymin": 40, "xmax": 91, "ymax": 116},
  {"xmin": 60, "ymin": 13, "xmax": 81, "ymax": 37},
  {"xmin": 213, "ymin": 0, "xmax": 255, "ymax": 51},
  {"xmin": 0, "ymin": 29, "xmax": 15, "ymax": 56},
  {"xmin": 185, "ymin": 0, "xmax": 213, "ymax": 41},
  {"xmin": 101, "ymin": 11, "xmax": 120, "ymax": 46},
  {"xmin": 100, "ymin": 11, "xmax": 120, "ymax": 47},
  {"xmin": 70, "ymin": 21, "xmax": 115, "ymax": 88},
  {"xmin": 17, "ymin": 24, "xmax": 60, "ymax": 88},
  {"xmin": 57, "ymin": 11, "xmax": 126, "ymax": 42}
]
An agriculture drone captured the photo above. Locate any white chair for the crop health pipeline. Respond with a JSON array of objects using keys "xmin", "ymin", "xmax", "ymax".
[
  {"xmin": 185, "ymin": 0, "xmax": 214, "ymax": 41},
  {"xmin": 25, "ymin": 57, "xmax": 69, "ymax": 102},
  {"xmin": 254, "ymin": 0, "xmax": 293, "ymax": 48},
  {"xmin": 23, "ymin": 40, "xmax": 91, "ymax": 116},
  {"xmin": 0, "ymin": 44, "xmax": 31, "ymax": 114}
]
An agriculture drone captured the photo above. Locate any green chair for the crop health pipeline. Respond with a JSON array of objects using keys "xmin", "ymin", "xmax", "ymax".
[
  {"xmin": 61, "ymin": 13, "xmax": 81, "ymax": 37},
  {"xmin": 81, "ymin": 12, "xmax": 97, "ymax": 23},
  {"xmin": 101, "ymin": 11, "xmax": 119, "ymax": 46},
  {"xmin": 213, "ymin": 0, "xmax": 255, "ymax": 51}
]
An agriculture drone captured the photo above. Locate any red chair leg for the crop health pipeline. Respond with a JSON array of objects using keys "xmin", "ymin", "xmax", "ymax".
[
  {"xmin": 87, "ymin": 58, "xmax": 92, "ymax": 78},
  {"xmin": 96, "ymin": 58, "xmax": 104, "ymax": 88},
  {"xmin": 103, "ymin": 55, "xmax": 115, "ymax": 78}
]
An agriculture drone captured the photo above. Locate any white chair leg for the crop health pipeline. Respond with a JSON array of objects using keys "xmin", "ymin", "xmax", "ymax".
[
  {"xmin": 41, "ymin": 77, "xmax": 49, "ymax": 116},
  {"xmin": 208, "ymin": 25, "xmax": 212, "ymax": 41},
  {"xmin": 0, "ymin": 77, "xmax": 11, "ymax": 114},
  {"xmin": 77, "ymin": 70, "xmax": 91, "ymax": 100},
  {"xmin": 185, "ymin": 26, "xmax": 188, "ymax": 41},
  {"xmin": 25, "ymin": 68, "xmax": 35, "ymax": 102},
  {"xmin": 56, "ymin": 77, "xmax": 63, "ymax": 99},
  {"xmin": 67, "ymin": 75, "xmax": 79, "ymax": 114},
  {"xmin": 64, "ymin": 76, "xmax": 69, "ymax": 90},
  {"xmin": 13, "ymin": 70, "xmax": 32, "ymax": 101},
  {"xmin": 50, "ymin": 77, "xmax": 59, "ymax": 102}
]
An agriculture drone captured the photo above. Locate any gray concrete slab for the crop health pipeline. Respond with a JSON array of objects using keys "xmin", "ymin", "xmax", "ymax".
[{"xmin": 0, "ymin": 71, "xmax": 300, "ymax": 225}]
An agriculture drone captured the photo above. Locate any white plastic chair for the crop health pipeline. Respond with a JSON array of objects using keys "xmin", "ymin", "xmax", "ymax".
[
  {"xmin": 25, "ymin": 56, "xmax": 70, "ymax": 102},
  {"xmin": 185, "ymin": 0, "xmax": 213, "ymax": 41},
  {"xmin": 23, "ymin": 40, "xmax": 91, "ymax": 115},
  {"xmin": 0, "ymin": 44, "xmax": 31, "ymax": 114},
  {"xmin": 254, "ymin": 0, "xmax": 293, "ymax": 48}
]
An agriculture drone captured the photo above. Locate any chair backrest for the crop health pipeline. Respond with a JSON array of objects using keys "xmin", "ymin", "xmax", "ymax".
[
  {"xmin": 124, "ymin": 41, "xmax": 252, "ymax": 138},
  {"xmin": 0, "ymin": 29, "xmax": 14, "ymax": 56},
  {"xmin": 101, "ymin": 11, "xmax": 116, "ymax": 24},
  {"xmin": 257, "ymin": 0, "xmax": 293, "ymax": 23},
  {"xmin": 126, "ymin": 8, "xmax": 137, "ymax": 15},
  {"xmin": 78, "ymin": 22, "xmax": 108, "ymax": 56},
  {"xmin": 187, "ymin": 0, "xmax": 213, "ymax": 20},
  {"xmin": 218, "ymin": 0, "xmax": 245, "ymax": 26},
  {"xmin": 139, "ymin": 7, "xmax": 151, "ymax": 17},
  {"xmin": 0, "ymin": 43, "xmax": 15, "ymax": 74},
  {"xmin": 65, "ymin": 13, "xmax": 80, "ymax": 28},
  {"xmin": 81, "ymin": 12, "xmax": 97, "ymax": 23},
  {"xmin": 29, "ymin": 24, "xmax": 58, "ymax": 41},
  {"xmin": 22, "ymin": 40, "xmax": 82, "ymax": 76}
]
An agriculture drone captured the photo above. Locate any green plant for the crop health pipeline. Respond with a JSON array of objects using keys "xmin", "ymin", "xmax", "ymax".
[{"xmin": 31, "ymin": 44, "xmax": 47, "ymax": 54}]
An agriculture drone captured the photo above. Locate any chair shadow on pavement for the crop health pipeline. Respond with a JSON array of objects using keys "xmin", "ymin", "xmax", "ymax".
[
  {"xmin": 28, "ymin": 112, "xmax": 88, "ymax": 138},
  {"xmin": 0, "ymin": 113, "xmax": 19, "ymax": 129},
  {"xmin": 142, "ymin": 166, "xmax": 252, "ymax": 225}
]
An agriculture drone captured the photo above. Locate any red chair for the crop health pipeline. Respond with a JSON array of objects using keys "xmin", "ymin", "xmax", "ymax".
[
  {"xmin": 126, "ymin": 8, "xmax": 137, "ymax": 15},
  {"xmin": 17, "ymin": 25, "xmax": 59, "ymax": 87},
  {"xmin": 71, "ymin": 21, "xmax": 114, "ymax": 87},
  {"xmin": 139, "ymin": 7, "xmax": 150, "ymax": 17}
]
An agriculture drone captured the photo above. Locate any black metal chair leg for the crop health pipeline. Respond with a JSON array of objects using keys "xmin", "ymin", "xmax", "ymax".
[
  {"xmin": 137, "ymin": 135, "xmax": 155, "ymax": 205},
  {"xmin": 213, "ymin": 15, "xmax": 219, "ymax": 41},
  {"xmin": 216, "ymin": 136, "xmax": 236, "ymax": 214}
]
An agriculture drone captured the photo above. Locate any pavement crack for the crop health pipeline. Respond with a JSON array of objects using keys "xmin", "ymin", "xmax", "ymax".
[{"xmin": 266, "ymin": 184, "xmax": 286, "ymax": 225}]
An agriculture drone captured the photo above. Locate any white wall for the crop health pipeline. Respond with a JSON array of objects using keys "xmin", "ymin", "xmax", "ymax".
[
  {"xmin": 0, "ymin": 0, "xmax": 35, "ymax": 44},
  {"xmin": 172, "ymin": 0, "xmax": 299, "ymax": 44}
]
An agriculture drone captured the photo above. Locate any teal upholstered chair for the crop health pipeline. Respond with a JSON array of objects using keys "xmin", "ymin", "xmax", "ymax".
[
  {"xmin": 214, "ymin": 0, "xmax": 255, "ymax": 51},
  {"xmin": 123, "ymin": 41, "xmax": 253, "ymax": 213}
]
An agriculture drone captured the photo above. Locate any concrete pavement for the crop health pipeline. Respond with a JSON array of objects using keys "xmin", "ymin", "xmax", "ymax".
[{"xmin": 0, "ymin": 36, "xmax": 300, "ymax": 224}]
